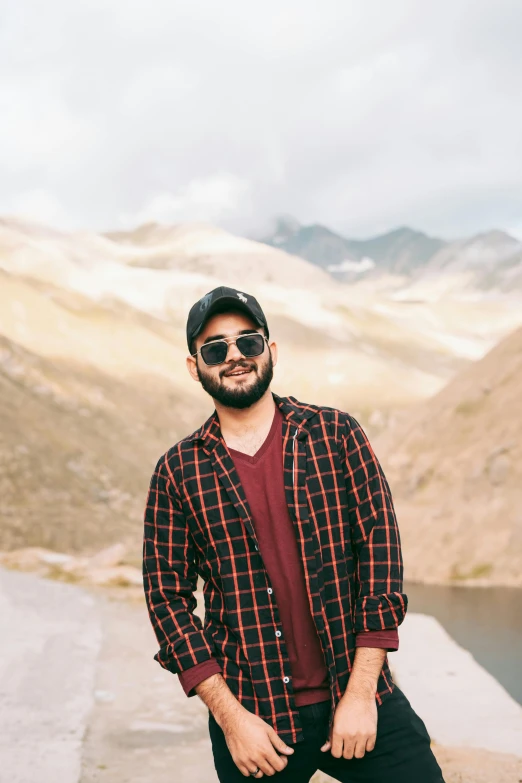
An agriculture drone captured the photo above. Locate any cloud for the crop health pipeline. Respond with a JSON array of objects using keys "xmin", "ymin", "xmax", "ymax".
[
  {"xmin": 1, "ymin": 0, "xmax": 521, "ymax": 239},
  {"xmin": 120, "ymin": 174, "xmax": 251, "ymax": 227},
  {"xmin": 8, "ymin": 189, "xmax": 71, "ymax": 229}
]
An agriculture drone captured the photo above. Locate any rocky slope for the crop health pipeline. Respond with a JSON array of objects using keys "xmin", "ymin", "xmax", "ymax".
[
  {"xmin": 398, "ymin": 230, "xmax": 522, "ymax": 299},
  {"xmin": 1, "ymin": 216, "xmax": 521, "ymax": 573},
  {"xmin": 0, "ymin": 267, "xmax": 211, "ymax": 557},
  {"xmin": 378, "ymin": 326, "xmax": 522, "ymax": 586},
  {"xmin": 261, "ymin": 217, "xmax": 522, "ymax": 295},
  {"xmin": 0, "ymin": 224, "xmax": 459, "ymax": 558},
  {"xmin": 261, "ymin": 217, "xmax": 445, "ymax": 279},
  {"xmin": 1, "ymin": 217, "xmax": 476, "ymax": 413},
  {"xmin": 0, "ymin": 328, "xmax": 202, "ymax": 556}
]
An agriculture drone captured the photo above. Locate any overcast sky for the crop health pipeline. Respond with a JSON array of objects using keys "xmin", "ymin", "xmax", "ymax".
[{"xmin": 2, "ymin": 0, "xmax": 522, "ymax": 240}]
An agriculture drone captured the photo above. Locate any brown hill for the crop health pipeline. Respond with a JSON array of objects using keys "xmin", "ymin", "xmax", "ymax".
[
  {"xmin": 0, "ymin": 217, "xmax": 473, "ymax": 414},
  {"xmin": 0, "ymin": 269, "xmax": 212, "ymax": 558},
  {"xmin": 394, "ymin": 230, "xmax": 522, "ymax": 300},
  {"xmin": 378, "ymin": 326, "xmax": 522, "ymax": 586},
  {"xmin": 0, "ymin": 323, "xmax": 219, "ymax": 561},
  {"xmin": 0, "ymin": 265, "xmax": 441, "ymax": 557},
  {"xmin": 2, "ymin": 217, "xmax": 521, "ymax": 568}
]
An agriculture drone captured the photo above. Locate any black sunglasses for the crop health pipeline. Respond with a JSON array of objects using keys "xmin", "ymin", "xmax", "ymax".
[{"xmin": 192, "ymin": 332, "xmax": 268, "ymax": 366}]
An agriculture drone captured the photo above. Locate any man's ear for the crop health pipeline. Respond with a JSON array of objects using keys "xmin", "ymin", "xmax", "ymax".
[
  {"xmin": 268, "ymin": 339, "xmax": 278, "ymax": 368},
  {"xmin": 186, "ymin": 354, "xmax": 200, "ymax": 383}
]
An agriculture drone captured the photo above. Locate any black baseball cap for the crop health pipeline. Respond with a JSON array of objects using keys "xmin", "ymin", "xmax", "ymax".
[{"xmin": 186, "ymin": 286, "xmax": 269, "ymax": 351}]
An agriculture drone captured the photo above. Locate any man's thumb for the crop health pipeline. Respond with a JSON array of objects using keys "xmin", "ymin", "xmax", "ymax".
[
  {"xmin": 320, "ymin": 740, "xmax": 331, "ymax": 752},
  {"xmin": 270, "ymin": 730, "xmax": 294, "ymax": 754}
]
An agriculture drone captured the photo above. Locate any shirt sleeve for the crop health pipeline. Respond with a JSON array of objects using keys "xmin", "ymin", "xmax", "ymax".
[
  {"xmin": 142, "ymin": 455, "xmax": 219, "ymax": 676},
  {"xmin": 178, "ymin": 659, "xmax": 223, "ymax": 697},
  {"xmin": 340, "ymin": 414, "xmax": 408, "ymax": 635},
  {"xmin": 355, "ymin": 629, "xmax": 399, "ymax": 652}
]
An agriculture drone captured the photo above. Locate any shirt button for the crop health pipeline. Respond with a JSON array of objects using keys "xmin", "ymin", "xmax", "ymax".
[
  {"xmin": 267, "ymin": 588, "xmax": 273, "ymax": 594},
  {"xmin": 275, "ymin": 630, "xmax": 282, "ymax": 637},
  {"xmin": 283, "ymin": 676, "xmax": 290, "ymax": 684}
]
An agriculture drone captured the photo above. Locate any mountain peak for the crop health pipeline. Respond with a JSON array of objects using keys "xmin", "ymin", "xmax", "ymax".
[
  {"xmin": 265, "ymin": 214, "xmax": 302, "ymax": 245},
  {"xmin": 394, "ymin": 225, "xmax": 426, "ymax": 238},
  {"xmin": 469, "ymin": 229, "xmax": 520, "ymax": 247},
  {"xmin": 260, "ymin": 219, "xmax": 447, "ymax": 276}
]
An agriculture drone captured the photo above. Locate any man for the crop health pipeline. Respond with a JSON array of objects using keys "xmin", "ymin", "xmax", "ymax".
[{"xmin": 143, "ymin": 286, "xmax": 445, "ymax": 782}]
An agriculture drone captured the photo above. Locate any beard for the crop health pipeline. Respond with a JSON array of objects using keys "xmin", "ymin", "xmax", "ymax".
[{"xmin": 197, "ymin": 351, "xmax": 274, "ymax": 409}]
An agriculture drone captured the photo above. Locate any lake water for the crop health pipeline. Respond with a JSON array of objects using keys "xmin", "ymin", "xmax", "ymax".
[{"xmin": 404, "ymin": 581, "xmax": 522, "ymax": 705}]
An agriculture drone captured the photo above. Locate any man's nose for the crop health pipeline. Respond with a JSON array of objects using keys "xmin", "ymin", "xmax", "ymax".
[{"xmin": 225, "ymin": 341, "xmax": 243, "ymax": 362}]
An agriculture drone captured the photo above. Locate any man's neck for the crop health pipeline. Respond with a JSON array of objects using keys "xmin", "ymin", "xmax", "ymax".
[{"xmin": 214, "ymin": 389, "xmax": 277, "ymax": 440}]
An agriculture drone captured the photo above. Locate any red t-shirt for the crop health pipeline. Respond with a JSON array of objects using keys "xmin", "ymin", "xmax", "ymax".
[
  {"xmin": 229, "ymin": 406, "xmax": 331, "ymax": 706},
  {"xmin": 178, "ymin": 406, "xmax": 398, "ymax": 701}
]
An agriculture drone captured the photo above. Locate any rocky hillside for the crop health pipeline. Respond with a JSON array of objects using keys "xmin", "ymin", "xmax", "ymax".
[
  {"xmin": 423, "ymin": 230, "xmax": 520, "ymax": 275},
  {"xmin": 378, "ymin": 326, "xmax": 522, "ymax": 586},
  {"xmin": 398, "ymin": 230, "xmax": 522, "ymax": 299},
  {"xmin": 345, "ymin": 226, "xmax": 445, "ymax": 275},
  {"xmin": 261, "ymin": 217, "xmax": 445, "ymax": 279},
  {"xmin": 261, "ymin": 217, "xmax": 522, "ymax": 295},
  {"xmin": 0, "ymin": 271, "xmax": 210, "ymax": 558},
  {"xmin": 1, "ymin": 216, "xmax": 521, "ymax": 568},
  {"xmin": 1, "ymin": 216, "xmax": 479, "ymax": 413},
  {"xmin": 0, "ymin": 220, "xmax": 463, "ymax": 558}
]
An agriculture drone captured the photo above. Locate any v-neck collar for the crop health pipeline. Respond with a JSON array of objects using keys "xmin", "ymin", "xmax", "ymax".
[
  {"xmin": 190, "ymin": 392, "xmax": 320, "ymax": 455},
  {"xmin": 227, "ymin": 406, "xmax": 281, "ymax": 465}
]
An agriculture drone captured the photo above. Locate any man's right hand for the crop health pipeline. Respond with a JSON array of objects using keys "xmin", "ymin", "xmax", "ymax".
[{"xmin": 217, "ymin": 705, "xmax": 295, "ymax": 777}]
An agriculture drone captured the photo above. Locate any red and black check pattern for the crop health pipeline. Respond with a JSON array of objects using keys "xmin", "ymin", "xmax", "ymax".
[{"xmin": 143, "ymin": 393, "xmax": 407, "ymax": 744}]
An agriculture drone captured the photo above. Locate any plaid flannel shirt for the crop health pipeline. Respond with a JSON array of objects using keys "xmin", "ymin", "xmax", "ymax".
[{"xmin": 143, "ymin": 393, "xmax": 408, "ymax": 744}]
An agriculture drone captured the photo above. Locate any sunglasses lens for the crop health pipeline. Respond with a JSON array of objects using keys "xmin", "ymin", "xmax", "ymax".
[
  {"xmin": 199, "ymin": 333, "xmax": 265, "ymax": 365},
  {"xmin": 200, "ymin": 341, "xmax": 228, "ymax": 365},
  {"xmin": 236, "ymin": 334, "xmax": 265, "ymax": 357}
]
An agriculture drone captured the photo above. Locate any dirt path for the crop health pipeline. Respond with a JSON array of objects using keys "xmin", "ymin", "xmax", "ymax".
[
  {"xmin": 79, "ymin": 586, "xmax": 218, "ymax": 783},
  {"xmin": 0, "ymin": 566, "xmax": 101, "ymax": 783}
]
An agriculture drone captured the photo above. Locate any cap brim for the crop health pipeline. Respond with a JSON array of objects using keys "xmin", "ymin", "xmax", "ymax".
[{"xmin": 192, "ymin": 296, "xmax": 265, "ymax": 338}]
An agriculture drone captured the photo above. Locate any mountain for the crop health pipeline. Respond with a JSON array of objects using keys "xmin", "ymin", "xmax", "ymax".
[
  {"xmin": 260, "ymin": 217, "xmax": 446, "ymax": 279},
  {"xmin": 377, "ymin": 325, "xmax": 522, "ymax": 586},
  {"xmin": 395, "ymin": 230, "xmax": 522, "ymax": 300},
  {"xmin": 2, "ymin": 215, "xmax": 522, "ymax": 579},
  {"xmin": 346, "ymin": 226, "xmax": 445, "ymax": 274},
  {"xmin": 106, "ymin": 221, "xmax": 333, "ymax": 288},
  {"xmin": 261, "ymin": 218, "xmax": 522, "ymax": 295},
  {"xmin": 488, "ymin": 248, "xmax": 522, "ymax": 292},
  {"xmin": 0, "ymin": 217, "xmax": 475, "ymax": 415},
  {"xmin": 262, "ymin": 216, "xmax": 360, "ymax": 270},
  {"xmin": 422, "ymin": 230, "xmax": 520, "ymax": 274},
  {"xmin": 0, "ymin": 266, "xmax": 212, "ymax": 557},
  {"xmin": 1, "ymin": 217, "xmax": 483, "ymax": 558},
  {"xmin": 2, "ymin": 217, "xmax": 519, "ymax": 398},
  {"xmin": 0, "ymin": 331, "xmax": 176, "ymax": 554}
]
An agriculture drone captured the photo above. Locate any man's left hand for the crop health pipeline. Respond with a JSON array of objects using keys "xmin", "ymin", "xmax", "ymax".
[{"xmin": 320, "ymin": 693, "xmax": 377, "ymax": 759}]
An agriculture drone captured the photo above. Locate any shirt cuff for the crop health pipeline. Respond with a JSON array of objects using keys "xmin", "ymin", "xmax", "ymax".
[
  {"xmin": 355, "ymin": 629, "xmax": 399, "ymax": 652},
  {"xmin": 178, "ymin": 659, "xmax": 223, "ymax": 697}
]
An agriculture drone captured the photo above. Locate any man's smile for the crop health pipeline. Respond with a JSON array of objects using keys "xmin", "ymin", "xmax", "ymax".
[{"xmin": 224, "ymin": 366, "xmax": 254, "ymax": 377}]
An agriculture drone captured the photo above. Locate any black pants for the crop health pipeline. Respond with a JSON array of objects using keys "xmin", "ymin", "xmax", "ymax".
[{"xmin": 208, "ymin": 685, "xmax": 445, "ymax": 782}]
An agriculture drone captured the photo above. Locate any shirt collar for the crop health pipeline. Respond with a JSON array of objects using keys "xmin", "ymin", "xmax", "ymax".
[{"xmin": 191, "ymin": 392, "xmax": 319, "ymax": 452}]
